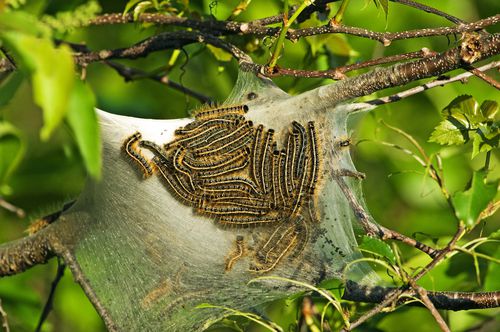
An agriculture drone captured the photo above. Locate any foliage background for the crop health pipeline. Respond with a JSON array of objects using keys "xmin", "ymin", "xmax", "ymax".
[{"xmin": 0, "ymin": 0, "xmax": 498, "ymax": 331}]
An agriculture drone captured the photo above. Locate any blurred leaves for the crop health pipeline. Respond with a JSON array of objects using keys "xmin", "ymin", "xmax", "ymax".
[
  {"xmin": 1, "ymin": 31, "xmax": 75, "ymax": 141},
  {"xmin": 66, "ymin": 80, "xmax": 101, "ymax": 179},
  {"xmin": 41, "ymin": 1, "xmax": 101, "ymax": 36},
  {"xmin": 0, "ymin": 121, "xmax": 25, "ymax": 194},
  {"xmin": 451, "ymin": 170, "xmax": 499, "ymax": 227},
  {"xmin": 429, "ymin": 95, "xmax": 499, "ymax": 159},
  {"xmin": 0, "ymin": 71, "xmax": 24, "ymax": 107}
]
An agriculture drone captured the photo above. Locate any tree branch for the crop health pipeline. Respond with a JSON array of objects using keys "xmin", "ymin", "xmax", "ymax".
[
  {"xmin": 75, "ymin": 30, "xmax": 253, "ymax": 66},
  {"xmin": 343, "ymin": 281, "xmax": 500, "ymax": 311},
  {"xmin": 0, "ymin": 227, "xmax": 56, "ymax": 277},
  {"xmin": 298, "ymin": 32, "xmax": 500, "ymax": 108}
]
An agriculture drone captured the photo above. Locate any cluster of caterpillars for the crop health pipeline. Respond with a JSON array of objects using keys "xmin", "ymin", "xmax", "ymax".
[{"xmin": 123, "ymin": 104, "xmax": 322, "ymax": 273}]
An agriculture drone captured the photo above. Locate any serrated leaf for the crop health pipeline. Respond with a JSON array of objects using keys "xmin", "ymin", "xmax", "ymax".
[
  {"xmin": 66, "ymin": 80, "xmax": 101, "ymax": 179},
  {"xmin": 1, "ymin": 31, "xmax": 75, "ymax": 141},
  {"xmin": 452, "ymin": 170, "xmax": 499, "ymax": 227},
  {"xmin": 442, "ymin": 95, "xmax": 484, "ymax": 124},
  {"xmin": 358, "ymin": 236, "xmax": 395, "ymax": 264},
  {"xmin": 480, "ymin": 100, "xmax": 498, "ymax": 120},
  {"xmin": 483, "ymin": 247, "xmax": 500, "ymax": 291},
  {"xmin": 0, "ymin": 122, "xmax": 26, "ymax": 188},
  {"xmin": 0, "ymin": 71, "xmax": 24, "ymax": 107},
  {"xmin": 207, "ymin": 44, "xmax": 233, "ymax": 62},
  {"xmin": 428, "ymin": 118, "xmax": 468, "ymax": 145}
]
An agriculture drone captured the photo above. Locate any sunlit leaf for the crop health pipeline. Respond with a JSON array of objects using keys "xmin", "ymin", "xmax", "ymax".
[
  {"xmin": 452, "ymin": 170, "xmax": 499, "ymax": 227},
  {"xmin": 123, "ymin": 0, "xmax": 143, "ymax": 16},
  {"xmin": 358, "ymin": 236, "xmax": 395, "ymax": 264},
  {"xmin": 471, "ymin": 127, "xmax": 499, "ymax": 159},
  {"xmin": 0, "ymin": 122, "xmax": 26, "ymax": 191},
  {"xmin": 1, "ymin": 31, "xmax": 75, "ymax": 141},
  {"xmin": 489, "ymin": 229, "xmax": 500, "ymax": 240},
  {"xmin": 428, "ymin": 118, "xmax": 469, "ymax": 145},
  {"xmin": 0, "ymin": 71, "xmax": 24, "ymax": 107},
  {"xmin": 480, "ymin": 100, "xmax": 498, "ymax": 120},
  {"xmin": 66, "ymin": 80, "xmax": 101, "ymax": 179}
]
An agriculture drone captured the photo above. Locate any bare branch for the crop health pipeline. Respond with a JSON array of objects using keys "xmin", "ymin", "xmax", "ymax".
[
  {"xmin": 75, "ymin": 30, "xmax": 253, "ymax": 66},
  {"xmin": 343, "ymin": 281, "xmax": 500, "ymax": 311},
  {"xmin": 290, "ymin": 15, "xmax": 499, "ymax": 44},
  {"xmin": 408, "ymin": 279, "xmax": 451, "ymax": 332},
  {"xmin": 104, "ymin": 61, "xmax": 213, "ymax": 103},
  {"xmin": 0, "ymin": 197, "xmax": 25, "ymax": 218}
]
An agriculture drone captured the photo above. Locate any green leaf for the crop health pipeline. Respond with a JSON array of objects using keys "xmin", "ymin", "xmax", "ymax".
[
  {"xmin": 480, "ymin": 100, "xmax": 498, "ymax": 120},
  {"xmin": 0, "ymin": 122, "xmax": 26, "ymax": 190},
  {"xmin": 483, "ymin": 247, "xmax": 500, "ymax": 291},
  {"xmin": 374, "ymin": 0, "xmax": 389, "ymax": 18},
  {"xmin": 452, "ymin": 170, "xmax": 499, "ymax": 227},
  {"xmin": 1, "ymin": 31, "xmax": 75, "ymax": 141},
  {"xmin": 123, "ymin": 0, "xmax": 143, "ymax": 16},
  {"xmin": 66, "ymin": 80, "xmax": 101, "ymax": 179},
  {"xmin": 358, "ymin": 236, "xmax": 395, "ymax": 264},
  {"xmin": 0, "ymin": 71, "xmax": 24, "ymax": 107},
  {"xmin": 471, "ymin": 127, "xmax": 499, "ymax": 159},
  {"xmin": 207, "ymin": 44, "xmax": 233, "ymax": 62},
  {"xmin": 429, "ymin": 95, "xmax": 490, "ymax": 146},
  {"xmin": 428, "ymin": 118, "xmax": 468, "ymax": 145}
]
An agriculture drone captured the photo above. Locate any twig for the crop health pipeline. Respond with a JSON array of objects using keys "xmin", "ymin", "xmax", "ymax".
[
  {"xmin": 0, "ymin": 298, "xmax": 9, "ymax": 332},
  {"xmin": 391, "ymin": 0, "xmax": 465, "ymax": 25},
  {"xmin": 0, "ymin": 197, "xmax": 25, "ymax": 218},
  {"xmin": 408, "ymin": 279, "xmax": 450, "ymax": 332},
  {"xmin": 464, "ymin": 65, "xmax": 500, "ymax": 89},
  {"xmin": 333, "ymin": 173, "xmax": 439, "ymax": 258},
  {"xmin": 367, "ymin": 61, "xmax": 500, "ymax": 106},
  {"xmin": 104, "ymin": 61, "xmax": 213, "ymax": 103},
  {"xmin": 35, "ymin": 260, "xmax": 66, "ymax": 332}
]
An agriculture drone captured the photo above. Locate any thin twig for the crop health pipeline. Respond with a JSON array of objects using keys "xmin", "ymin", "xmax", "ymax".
[
  {"xmin": 391, "ymin": 0, "xmax": 465, "ymax": 25},
  {"xmin": 290, "ymin": 15, "xmax": 500, "ymax": 45},
  {"xmin": 408, "ymin": 279, "xmax": 451, "ymax": 332},
  {"xmin": 333, "ymin": 173, "xmax": 439, "ymax": 258},
  {"xmin": 0, "ymin": 197, "xmax": 25, "ymax": 218},
  {"xmin": 0, "ymin": 298, "xmax": 9, "ymax": 332},
  {"xmin": 367, "ymin": 61, "xmax": 500, "ymax": 106},
  {"xmin": 35, "ymin": 260, "xmax": 66, "ymax": 332},
  {"xmin": 464, "ymin": 65, "xmax": 500, "ymax": 89},
  {"xmin": 104, "ymin": 61, "xmax": 213, "ymax": 103}
]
